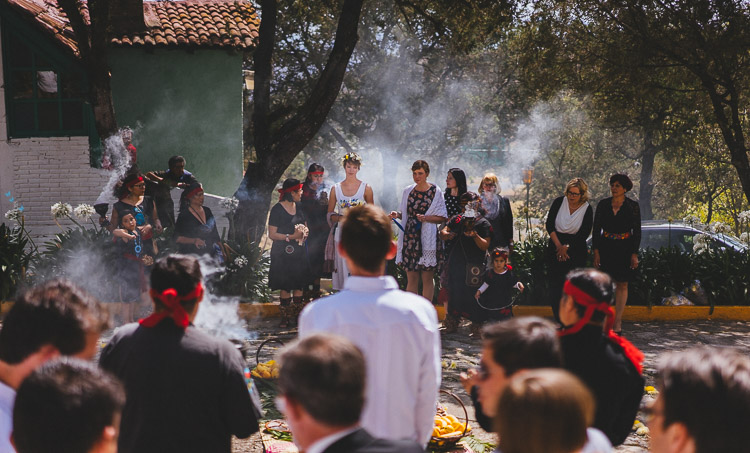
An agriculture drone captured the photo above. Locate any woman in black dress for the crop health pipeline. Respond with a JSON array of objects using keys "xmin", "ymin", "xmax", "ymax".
[
  {"xmin": 109, "ymin": 173, "xmax": 161, "ymax": 256},
  {"xmin": 174, "ymin": 183, "xmax": 222, "ymax": 259},
  {"xmin": 592, "ymin": 174, "xmax": 641, "ymax": 334},
  {"xmin": 268, "ymin": 178, "xmax": 310, "ymax": 328},
  {"xmin": 439, "ymin": 192, "xmax": 492, "ymax": 336},
  {"xmin": 478, "ymin": 173, "xmax": 513, "ymax": 252},
  {"xmin": 545, "ymin": 178, "xmax": 593, "ymax": 323},
  {"xmin": 300, "ymin": 163, "xmax": 331, "ymax": 299},
  {"xmin": 438, "ymin": 168, "xmax": 468, "ymax": 309}
]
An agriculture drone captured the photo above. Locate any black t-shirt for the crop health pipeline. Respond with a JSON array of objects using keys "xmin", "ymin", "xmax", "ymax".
[{"xmin": 99, "ymin": 320, "xmax": 261, "ymax": 453}]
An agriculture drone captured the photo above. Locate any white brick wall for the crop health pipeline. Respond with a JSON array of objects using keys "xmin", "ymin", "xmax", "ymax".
[{"xmin": 4, "ymin": 137, "xmax": 111, "ymax": 242}]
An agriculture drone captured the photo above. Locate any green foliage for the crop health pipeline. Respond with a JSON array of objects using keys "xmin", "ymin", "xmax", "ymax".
[
  {"xmin": 0, "ymin": 223, "xmax": 33, "ymax": 300},
  {"xmin": 511, "ymin": 234, "xmax": 551, "ymax": 306},
  {"xmin": 211, "ymin": 240, "xmax": 272, "ymax": 303},
  {"xmin": 631, "ymin": 248, "xmax": 750, "ymax": 307}
]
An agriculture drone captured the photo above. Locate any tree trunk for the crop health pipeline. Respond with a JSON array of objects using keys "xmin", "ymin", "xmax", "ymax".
[
  {"xmin": 234, "ymin": 0, "xmax": 365, "ymax": 244},
  {"xmin": 639, "ymin": 129, "xmax": 657, "ymax": 220}
]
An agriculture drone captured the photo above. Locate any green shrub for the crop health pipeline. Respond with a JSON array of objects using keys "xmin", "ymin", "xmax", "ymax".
[
  {"xmin": 211, "ymin": 239, "xmax": 272, "ymax": 302},
  {"xmin": 0, "ymin": 223, "xmax": 33, "ymax": 300}
]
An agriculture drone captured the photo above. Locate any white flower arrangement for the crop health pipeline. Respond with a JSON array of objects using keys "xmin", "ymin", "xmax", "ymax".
[
  {"xmin": 709, "ymin": 221, "xmax": 732, "ymax": 235},
  {"xmin": 294, "ymin": 224, "xmax": 309, "ymax": 245},
  {"xmin": 527, "ymin": 226, "xmax": 545, "ymax": 241},
  {"xmin": 233, "ymin": 255, "xmax": 248, "ymax": 268},
  {"xmin": 51, "ymin": 202, "xmax": 73, "ymax": 219},
  {"xmin": 220, "ymin": 196, "xmax": 240, "ymax": 213},
  {"xmin": 693, "ymin": 233, "xmax": 711, "ymax": 254},
  {"xmin": 740, "ymin": 232, "xmax": 750, "ymax": 245},
  {"xmin": 738, "ymin": 210, "xmax": 750, "ymax": 224},
  {"xmin": 683, "ymin": 214, "xmax": 702, "ymax": 226},
  {"xmin": 73, "ymin": 203, "xmax": 96, "ymax": 220},
  {"xmin": 4, "ymin": 202, "xmax": 22, "ymax": 222}
]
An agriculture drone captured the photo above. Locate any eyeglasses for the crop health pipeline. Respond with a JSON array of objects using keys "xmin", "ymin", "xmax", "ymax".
[{"xmin": 566, "ymin": 191, "xmax": 581, "ymax": 196}]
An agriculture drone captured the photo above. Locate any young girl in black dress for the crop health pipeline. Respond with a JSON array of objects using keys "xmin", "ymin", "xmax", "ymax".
[
  {"xmin": 474, "ymin": 248, "xmax": 525, "ymax": 325},
  {"xmin": 113, "ymin": 209, "xmax": 153, "ymax": 322}
]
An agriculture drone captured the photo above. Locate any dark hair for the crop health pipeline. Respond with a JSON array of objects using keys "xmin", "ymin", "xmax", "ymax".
[
  {"xmin": 0, "ymin": 280, "xmax": 109, "ymax": 364},
  {"xmin": 150, "ymin": 255, "xmax": 203, "ymax": 313},
  {"xmin": 460, "ymin": 191, "xmax": 486, "ymax": 217},
  {"xmin": 497, "ymin": 369, "xmax": 594, "ymax": 453},
  {"xmin": 118, "ymin": 209, "xmax": 136, "ymax": 228},
  {"xmin": 490, "ymin": 247, "xmax": 508, "ymax": 261},
  {"xmin": 448, "ymin": 168, "xmax": 467, "ymax": 196},
  {"xmin": 114, "ymin": 173, "xmax": 145, "ymax": 199},
  {"xmin": 657, "ymin": 348, "xmax": 750, "ymax": 453},
  {"xmin": 340, "ymin": 205, "xmax": 393, "ymax": 273},
  {"xmin": 280, "ymin": 178, "xmax": 301, "ymax": 202},
  {"xmin": 481, "ymin": 317, "xmax": 562, "ymax": 376},
  {"xmin": 411, "ymin": 160, "xmax": 430, "ymax": 176},
  {"xmin": 565, "ymin": 268, "xmax": 614, "ymax": 322},
  {"xmin": 168, "ymin": 155, "xmax": 186, "ymax": 168},
  {"xmin": 13, "ymin": 358, "xmax": 125, "ymax": 453},
  {"xmin": 305, "ymin": 163, "xmax": 325, "ymax": 184},
  {"xmin": 609, "ymin": 173, "xmax": 633, "ymax": 192},
  {"xmin": 278, "ymin": 334, "xmax": 366, "ymax": 426}
]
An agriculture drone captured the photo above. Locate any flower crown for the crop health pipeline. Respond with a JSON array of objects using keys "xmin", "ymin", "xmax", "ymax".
[{"xmin": 341, "ymin": 152, "xmax": 362, "ymax": 166}]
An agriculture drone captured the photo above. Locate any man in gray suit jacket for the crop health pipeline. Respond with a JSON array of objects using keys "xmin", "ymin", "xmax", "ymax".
[{"xmin": 276, "ymin": 334, "xmax": 425, "ymax": 453}]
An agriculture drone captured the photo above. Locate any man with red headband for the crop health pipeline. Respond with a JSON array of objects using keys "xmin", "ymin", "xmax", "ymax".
[
  {"xmin": 558, "ymin": 268, "xmax": 644, "ymax": 446},
  {"xmin": 100, "ymin": 255, "xmax": 261, "ymax": 453}
]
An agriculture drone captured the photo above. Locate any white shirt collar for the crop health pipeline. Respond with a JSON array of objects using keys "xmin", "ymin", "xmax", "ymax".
[
  {"xmin": 342, "ymin": 275, "xmax": 399, "ymax": 292},
  {"xmin": 305, "ymin": 426, "xmax": 360, "ymax": 453}
]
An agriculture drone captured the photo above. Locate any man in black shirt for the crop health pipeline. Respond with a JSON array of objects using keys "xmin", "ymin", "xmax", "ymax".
[
  {"xmin": 145, "ymin": 155, "xmax": 198, "ymax": 228},
  {"xmin": 558, "ymin": 268, "xmax": 644, "ymax": 446},
  {"xmin": 100, "ymin": 255, "xmax": 261, "ymax": 453}
]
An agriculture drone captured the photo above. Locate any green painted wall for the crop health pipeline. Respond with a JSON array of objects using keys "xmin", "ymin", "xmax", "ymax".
[{"xmin": 109, "ymin": 48, "xmax": 243, "ymax": 196}]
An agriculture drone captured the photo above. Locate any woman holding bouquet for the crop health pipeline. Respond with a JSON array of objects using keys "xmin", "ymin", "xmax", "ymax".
[
  {"xmin": 269, "ymin": 178, "xmax": 311, "ymax": 327},
  {"xmin": 327, "ymin": 152, "xmax": 374, "ymax": 290}
]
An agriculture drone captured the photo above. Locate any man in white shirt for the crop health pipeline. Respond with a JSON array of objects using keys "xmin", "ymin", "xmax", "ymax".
[
  {"xmin": 277, "ymin": 334, "xmax": 424, "ymax": 453},
  {"xmin": 0, "ymin": 280, "xmax": 109, "ymax": 452},
  {"xmin": 299, "ymin": 204, "xmax": 441, "ymax": 446}
]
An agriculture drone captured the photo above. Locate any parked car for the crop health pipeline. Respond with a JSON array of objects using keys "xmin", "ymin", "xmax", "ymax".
[{"xmin": 587, "ymin": 221, "xmax": 747, "ymax": 253}]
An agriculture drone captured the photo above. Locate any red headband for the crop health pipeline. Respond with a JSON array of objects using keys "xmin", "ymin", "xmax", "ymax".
[
  {"xmin": 309, "ymin": 171, "xmax": 324, "ymax": 176},
  {"xmin": 125, "ymin": 176, "xmax": 144, "ymax": 189},
  {"xmin": 278, "ymin": 183, "xmax": 303, "ymax": 200},
  {"xmin": 185, "ymin": 186, "xmax": 203, "ymax": 199},
  {"xmin": 140, "ymin": 282, "xmax": 203, "ymax": 329},
  {"xmin": 559, "ymin": 281, "xmax": 644, "ymax": 373}
]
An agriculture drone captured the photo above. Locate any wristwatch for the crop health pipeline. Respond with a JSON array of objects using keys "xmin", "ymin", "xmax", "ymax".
[{"xmin": 285, "ymin": 234, "xmax": 289, "ymax": 242}]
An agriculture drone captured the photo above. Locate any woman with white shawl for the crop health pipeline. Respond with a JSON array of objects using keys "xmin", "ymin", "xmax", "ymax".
[
  {"xmin": 390, "ymin": 160, "xmax": 448, "ymax": 302},
  {"xmin": 544, "ymin": 178, "xmax": 594, "ymax": 322}
]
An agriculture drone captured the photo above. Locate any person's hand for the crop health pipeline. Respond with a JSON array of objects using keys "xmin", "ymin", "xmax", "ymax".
[
  {"xmin": 416, "ymin": 214, "xmax": 426, "ymax": 222},
  {"xmin": 177, "ymin": 182, "xmax": 188, "ymax": 189},
  {"xmin": 593, "ymin": 250, "xmax": 601, "ymax": 268},
  {"xmin": 556, "ymin": 244, "xmax": 570, "ymax": 261},
  {"xmin": 517, "ymin": 282, "xmax": 525, "ymax": 293},
  {"xmin": 439, "ymin": 229, "xmax": 456, "ymax": 240},
  {"xmin": 464, "ymin": 229, "xmax": 477, "ymax": 238},
  {"xmin": 139, "ymin": 224, "xmax": 153, "ymax": 237},
  {"xmin": 194, "ymin": 238, "xmax": 206, "ymax": 249},
  {"xmin": 460, "ymin": 368, "xmax": 479, "ymax": 394},
  {"xmin": 475, "ymin": 290, "xmax": 481, "ymax": 300},
  {"xmin": 98, "ymin": 216, "xmax": 109, "ymax": 226},
  {"xmin": 630, "ymin": 253, "xmax": 639, "ymax": 270},
  {"xmin": 389, "ymin": 211, "xmax": 400, "ymax": 219},
  {"xmin": 154, "ymin": 220, "xmax": 163, "ymax": 234}
]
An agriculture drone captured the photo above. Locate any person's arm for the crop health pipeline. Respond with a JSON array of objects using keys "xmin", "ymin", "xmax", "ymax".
[
  {"xmin": 364, "ymin": 184, "xmax": 374, "ymax": 205},
  {"xmin": 267, "ymin": 225, "xmax": 303, "ymax": 242},
  {"xmin": 221, "ymin": 347, "xmax": 261, "ymax": 438},
  {"xmin": 415, "ymin": 324, "xmax": 442, "ymax": 447},
  {"xmin": 466, "ymin": 228, "xmax": 490, "ymax": 251},
  {"xmin": 630, "ymin": 199, "xmax": 641, "ymax": 269},
  {"xmin": 546, "ymin": 197, "xmax": 561, "ymax": 234},
  {"xmin": 112, "ymin": 228, "xmax": 135, "ymax": 241},
  {"xmin": 502, "ymin": 196, "xmax": 514, "ymax": 245},
  {"xmin": 592, "ymin": 200, "xmax": 604, "ymax": 268},
  {"xmin": 151, "ymin": 199, "xmax": 162, "ymax": 234},
  {"xmin": 107, "ymin": 207, "xmax": 119, "ymax": 233},
  {"xmin": 327, "ymin": 187, "xmax": 343, "ymax": 223}
]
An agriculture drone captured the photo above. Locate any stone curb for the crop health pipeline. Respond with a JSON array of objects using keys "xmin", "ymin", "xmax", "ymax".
[{"xmin": 2, "ymin": 302, "xmax": 747, "ymax": 321}]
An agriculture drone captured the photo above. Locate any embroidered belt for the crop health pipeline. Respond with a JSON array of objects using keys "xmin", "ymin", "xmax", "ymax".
[{"xmin": 602, "ymin": 231, "xmax": 631, "ymax": 240}]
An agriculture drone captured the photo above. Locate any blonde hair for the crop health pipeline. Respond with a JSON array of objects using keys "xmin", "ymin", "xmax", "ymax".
[
  {"xmin": 479, "ymin": 173, "xmax": 500, "ymax": 193},
  {"xmin": 496, "ymin": 369, "xmax": 594, "ymax": 453},
  {"xmin": 565, "ymin": 178, "xmax": 589, "ymax": 203}
]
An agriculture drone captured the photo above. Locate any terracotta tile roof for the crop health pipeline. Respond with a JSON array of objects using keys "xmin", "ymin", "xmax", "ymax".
[{"xmin": 4, "ymin": 0, "xmax": 259, "ymax": 57}]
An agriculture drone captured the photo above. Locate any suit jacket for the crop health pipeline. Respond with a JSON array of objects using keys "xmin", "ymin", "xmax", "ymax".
[{"xmin": 322, "ymin": 428, "xmax": 425, "ymax": 453}]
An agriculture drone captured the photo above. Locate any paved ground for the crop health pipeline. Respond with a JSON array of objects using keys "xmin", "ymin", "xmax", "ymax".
[{"xmin": 229, "ymin": 315, "xmax": 750, "ymax": 452}]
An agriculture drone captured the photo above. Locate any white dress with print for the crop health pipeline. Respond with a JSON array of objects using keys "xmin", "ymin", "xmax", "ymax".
[{"xmin": 332, "ymin": 181, "xmax": 367, "ymax": 290}]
